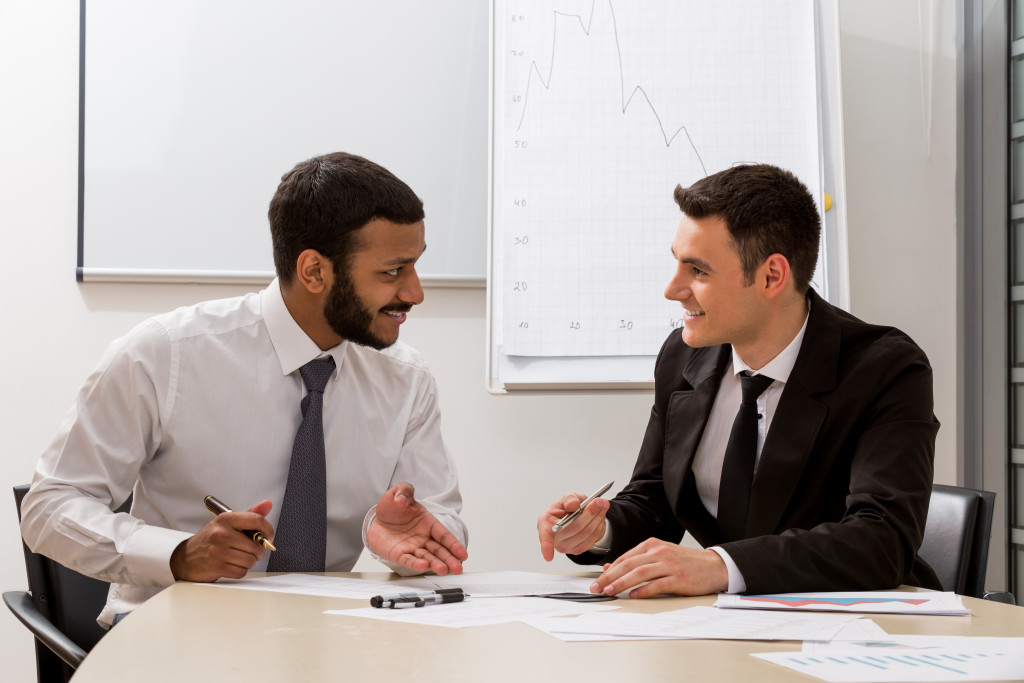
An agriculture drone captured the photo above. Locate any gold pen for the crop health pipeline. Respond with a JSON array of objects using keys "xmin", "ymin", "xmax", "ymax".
[{"xmin": 204, "ymin": 495, "xmax": 277, "ymax": 551}]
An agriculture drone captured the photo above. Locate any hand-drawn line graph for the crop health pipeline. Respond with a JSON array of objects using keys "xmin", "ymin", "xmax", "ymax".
[
  {"xmin": 742, "ymin": 596, "xmax": 930, "ymax": 608},
  {"xmin": 493, "ymin": 0, "xmax": 821, "ymax": 359},
  {"xmin": 515, "ymin": 0, "xmax": 707, "ymax": 174}
]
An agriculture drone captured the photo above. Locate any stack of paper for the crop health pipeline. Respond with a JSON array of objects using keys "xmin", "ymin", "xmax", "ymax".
[
  {"xmin": 716, "ymin": 591, "xmax": 969, "ymax": 616},
  {"xmin": 754, "ymin": 636, "xmax": 1024, "ymax": 682}
]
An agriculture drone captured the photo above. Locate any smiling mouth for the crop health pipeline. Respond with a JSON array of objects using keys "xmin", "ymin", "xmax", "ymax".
[
  {"xmin": 684, "ymin": 309, "xmax": 705, "ymax": 317},
  {"xmin": 381, "ymin": 306, "xmax": 411, "ymax": 323}
]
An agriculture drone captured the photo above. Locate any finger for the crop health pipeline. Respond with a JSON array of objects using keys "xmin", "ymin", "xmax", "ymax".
[
  {"xmin": 222, "ymin": 511, "xmax": 275, "ymax": 545},
  {"xmin": 431, "ymin": 524, "xmax": 468, "ymax": 561},
  {"xmin": 409, "ymin": 536, "xmax": 464, "ymax": 576},
  {"xmin": 539, "ymin": 530, "xmax": 555, "ymax": 562},
  {"xmin": 391, "ymin": 481, "xmax": 416, "ymax": 507},
  {"xmin": 591, "ymin": 546, "xmax": 646, "ymax": 594},
  {"xmin": 397, "ymin": 551, "xmax": 430, "ymax": 572},
  {"xmin": 210, "ymin": 523, "xmax": 266, "ymax": 560},
  {"xmin": 554, "ymin": 498, "xmax": 608, "ymax": 554},
  {"xmin": 627, "ymin": 576, "xmax": 672, "ymax": 599},
  {"xmin": 559, "ymin": 492, "xmax": 585, "ymax": 512},
  {"xmin": 247, "ymin": 499, "xmax": 273, "ymax": 517},
  {"xmin": 537, "ymin": 502, "xmax": 568, "ymax": 561}
]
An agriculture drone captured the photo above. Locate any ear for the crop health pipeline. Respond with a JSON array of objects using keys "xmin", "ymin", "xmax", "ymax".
[
  {"xmin": 759, "ymin": 253, "xmax": 792, "ymax": 299},
  {"xmin": 294, "ymin": 249, "xmax": 332, "ymax": 295}
]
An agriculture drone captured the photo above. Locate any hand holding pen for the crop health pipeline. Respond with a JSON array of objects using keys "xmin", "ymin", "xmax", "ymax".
[
  {"xmin": 537, "ymin": 481, "xmax": 614, "ymax": 562},
  {"xmin": 169, "ymin": 497, "xmax": 275, "ymax": 583},
  {"xmin": 204, "ymin": 495, "xmax": 277, "ymax": 551}
]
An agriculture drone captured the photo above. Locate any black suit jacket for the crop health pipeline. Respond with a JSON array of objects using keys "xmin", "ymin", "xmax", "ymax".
[{"xmin": 573, "ymin": 290, "xmax": 942, "ymax": 593}]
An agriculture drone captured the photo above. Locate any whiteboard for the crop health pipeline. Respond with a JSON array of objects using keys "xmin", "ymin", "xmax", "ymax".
[
  {"xmin": 78, "ymin": 0, "xmax": 489, "ymax": 285},
  {"xmin": 487, "ymin": 0, "xmax": 848, "ymax": 391}
]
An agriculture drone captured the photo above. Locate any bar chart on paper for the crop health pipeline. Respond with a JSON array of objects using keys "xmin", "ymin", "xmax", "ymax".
[{"xmin": 492, "ymin": 0, "xmax": 824, "ymax": 360}]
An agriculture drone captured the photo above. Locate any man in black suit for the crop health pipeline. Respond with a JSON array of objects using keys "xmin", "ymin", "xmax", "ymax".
[{"xmin": 537, "ymin": 164, "xmax": 941, "ymax": 597}]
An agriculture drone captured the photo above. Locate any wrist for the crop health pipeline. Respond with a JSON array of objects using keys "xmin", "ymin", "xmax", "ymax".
[{"xmin": 169, "ymin": 538, "xmax": 189, "ymax": 581}]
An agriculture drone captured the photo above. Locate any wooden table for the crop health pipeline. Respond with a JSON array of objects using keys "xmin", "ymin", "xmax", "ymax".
[{"xmin": 71, "ymin": 574, "xmax": 1024, "ymax": 682}]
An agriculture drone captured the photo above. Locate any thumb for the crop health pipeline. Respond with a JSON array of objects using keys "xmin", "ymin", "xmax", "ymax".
[
  {"xmin": 392, "ymin": 482, "xmax": 416, "ymax": 507},
  {"xmin": 248, "ymin": 499, "xmax": 273, "ymax": 517}
]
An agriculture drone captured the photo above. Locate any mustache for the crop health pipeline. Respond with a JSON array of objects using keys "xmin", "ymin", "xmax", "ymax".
[{"xmin": 380, "ymin": 303, "xmax": 413, "ymax": 314}]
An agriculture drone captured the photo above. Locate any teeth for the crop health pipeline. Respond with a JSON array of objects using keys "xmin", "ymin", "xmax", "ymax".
[{"xmin": 685, "ymin": 309, "xmax": 704, "ymax": 316}]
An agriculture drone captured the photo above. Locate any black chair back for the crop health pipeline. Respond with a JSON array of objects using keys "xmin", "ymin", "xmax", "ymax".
[
  {"xmin": 12, "ymin": 484, "xmax": 129, "ymax": 682},
  {"xmin": 918, "ymin": 484, "xmax": 994, "ymax": 598}
]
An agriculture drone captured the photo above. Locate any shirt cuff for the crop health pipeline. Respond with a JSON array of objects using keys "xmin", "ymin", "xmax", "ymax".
[
  {"xmin": 590, "ymin": 522, "xmax": 612, "ymax": 554},
  {"xmin": 122, "ymin": 525, "xmax": 194, "ymax": 587},
  {"xmin": 710, "ymin": 546, "xmax": 747, "ymax": 594}
]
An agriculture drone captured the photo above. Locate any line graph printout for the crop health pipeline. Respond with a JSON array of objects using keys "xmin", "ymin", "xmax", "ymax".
[
  {"xmin": 716, "ymin": 592, "xmax": 970, "ymax": 616},
  {"xmin": 494, "ymin": 0, "xmax": 823, "ymax": 357}
]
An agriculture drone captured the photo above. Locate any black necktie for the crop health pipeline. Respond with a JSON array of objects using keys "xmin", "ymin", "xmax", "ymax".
[
  {"xmin": 717, "ymin": 371, "xmax": 774, "ymax": 542},
  {"xmin": 267, "ymin": 356, "xmax": 335, "ymax": 572}
]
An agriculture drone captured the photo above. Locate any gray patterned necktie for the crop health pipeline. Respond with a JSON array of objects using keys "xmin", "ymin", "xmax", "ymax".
[
  {"xmin": 717, "ymin": 371, "xmax": 774, "ymax": 542},
  {"xmin": 267, "ymin": 356, "xmax": 335, "ymax": 572}
]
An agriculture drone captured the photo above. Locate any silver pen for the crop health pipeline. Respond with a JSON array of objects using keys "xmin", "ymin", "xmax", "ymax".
[{"xmin": 551, "ymin": 481, "xmax": 614, "ymax": 532}]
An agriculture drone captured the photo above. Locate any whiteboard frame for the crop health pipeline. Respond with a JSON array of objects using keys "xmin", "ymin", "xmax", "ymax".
[
  {"xmin": 75, "ymin": 0, "xmax": 490, "ymax": 287},
  {"xmin": 486, "ymin": 0, "xmax": 849, "ymax": 393}
]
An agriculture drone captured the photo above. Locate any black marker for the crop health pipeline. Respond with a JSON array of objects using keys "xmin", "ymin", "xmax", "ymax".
[{"xmin": 370, "ymin": 588, "xmax": 466, "ymax": 608}]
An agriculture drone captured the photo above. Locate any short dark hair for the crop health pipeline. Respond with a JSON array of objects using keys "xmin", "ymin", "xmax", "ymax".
[
  {"xmin": 673, "ymin": 164, "xmax": 820, "ymax": 293},
  {"xmin": 268, "ymin": 152, "xmax": 425, "ymax": 282}
]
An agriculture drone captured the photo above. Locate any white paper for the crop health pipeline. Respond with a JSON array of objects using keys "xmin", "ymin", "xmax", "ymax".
[
  {"xmin": 716, "ymin": 591, "xmax": 970, "ymax": 616},
  {"xmin": 202, "ymin": 574, "xmax": 411, "ymax": 599},
  {"xmin": 826, "ymin": 619, "xmax": 890, "ymax": 642},
  {"xmin": 397, "ymin": 570, "xmax": 605, "ymax": 597},
  {"xmin": 755, "ymin": 637, "xmax": 1024, "ymax": 681},
  {"xmin": 200, "ymin": 571, "xmax": 604, "ymax": 600},
  {"xmin": 524, "ymin": 612, "xmax": 887, "ymax": 643},
  {"xmin": 325, "ymin": 596, "xmax": 619, "ymax": 628},
  {"xmin": 531, "ymin": 605, "xmax": 862, "ymax": 641},
  {"xmin": 800, "ymin": 635, "xmax": 1024, "ymax": 653}
]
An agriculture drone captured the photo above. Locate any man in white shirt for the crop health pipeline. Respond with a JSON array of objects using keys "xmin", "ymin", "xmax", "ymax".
[
  {"xmin": 21, "ymin": 152, "xmax": 468, "ymax": 626},
  {"xmin": 536, "ymin": 164, "xmax": 940, "ymax": 598}
]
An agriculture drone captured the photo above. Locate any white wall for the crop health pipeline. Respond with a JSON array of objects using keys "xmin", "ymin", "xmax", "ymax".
[
  {"xmin": 839, "ymin": 0, "xmax": 958, "ymax": 487},
  {"xmin": 0, "ymin": 1, "xmax": 960, "ymax": 680}
]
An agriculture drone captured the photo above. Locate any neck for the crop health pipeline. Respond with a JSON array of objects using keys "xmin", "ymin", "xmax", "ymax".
[
  {"xmin": 734, "ymin": 292, "xmax": 809, "ymax": 371},
  {"xmin": 279, "ymin": 279, "xmax": 342, "ymax": 351}
]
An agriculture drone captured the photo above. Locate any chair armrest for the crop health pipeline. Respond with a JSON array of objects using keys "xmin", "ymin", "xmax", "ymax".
[
  {"xmin": 982, "ymin": 590, "xmax": 1016, "ymax": 605},
  {"xmin": 3, "ymin": 590, "xmax": 87, "ymax": 668}
]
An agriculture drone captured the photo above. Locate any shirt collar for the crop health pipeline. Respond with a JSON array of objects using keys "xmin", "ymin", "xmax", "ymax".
[
  {"xmin": 731, "ymin": 300, "xmax": 811, "ymax": 383},
  {"xmin": 261, "ymin": 278, "xmax": 346, "ymax": 377}
]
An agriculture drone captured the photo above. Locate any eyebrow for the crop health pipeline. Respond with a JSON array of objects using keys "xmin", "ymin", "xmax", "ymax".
[
  {"xmin": 671, "ymin": 246, "xmax": 713, "ymax": 274},
  {"xmin": 382, "ymin": 243, "xmax": 427, "ymax": 268}
]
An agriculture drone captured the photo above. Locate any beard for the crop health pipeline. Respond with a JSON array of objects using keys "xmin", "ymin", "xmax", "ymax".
[{"xmin": 323, "ymin": 267, "xmax": 407, "ymax": 350}]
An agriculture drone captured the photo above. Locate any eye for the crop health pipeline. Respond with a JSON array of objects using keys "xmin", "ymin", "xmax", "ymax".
[
  {"xmin": 690, "ymin": 265, "xmax": 706, "ymax": 277},
  {"xmin": 384, "ymin": 267, "xmax": 400, "ymax": 277}
]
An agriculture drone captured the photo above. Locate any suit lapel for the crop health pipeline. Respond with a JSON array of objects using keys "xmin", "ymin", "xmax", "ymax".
[
  {"xmin": 662, "ymin": 346, "xmax": 730, "ymax": 520},
  {"xmin": 747, "ymin": 290, "xmax": 840, "ymax": 536}
]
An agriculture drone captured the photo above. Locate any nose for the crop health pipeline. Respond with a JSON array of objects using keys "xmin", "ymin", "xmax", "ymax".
[
  {"xmin": 400, "ymin": 266, "xmax": 425, "ymax": 306},
  {"xmin": 664, "ymin": 264, "xmax": 690, "ymax": 302}
]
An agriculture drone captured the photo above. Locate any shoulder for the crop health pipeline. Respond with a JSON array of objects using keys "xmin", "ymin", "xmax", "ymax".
[
  {"xmin": 345, "ymin": 339, "xmax": 433, "ymax": 380},
  {"xmin": 798, "ymin": 293, "xmax": 932, "ymax": 399},
  {"xmin": 148, "ymin": 291, "xmax": 264, "ymax": 342},
  {"xmin": 825, "ymin": 301, "xmax": 931, "ymax": 372},
  {"xmin": 100, "ymin": 292, "xmax": 265, "ymax": 370}
]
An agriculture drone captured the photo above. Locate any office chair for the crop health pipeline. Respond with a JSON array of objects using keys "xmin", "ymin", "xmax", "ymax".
[
  {"xmin": 4, "ymin": 484, "xmax": 130, "ymax": 683},
  {"xmin": 918, "ymin": 483, "xmax": 1014, "ymax": 603}
]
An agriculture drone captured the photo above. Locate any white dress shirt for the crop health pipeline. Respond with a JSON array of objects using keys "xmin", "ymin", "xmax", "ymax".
[
  {"xmin": 21, "ymin": 280, "xmax": 466, "ymax": 626},
  {"xmin": 695, "ymin": 311, "xmax": 810, "ymax": 592},
  {"xmin": 595, "ymin": 309, "xmax": 810, "ymax": 593}
]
